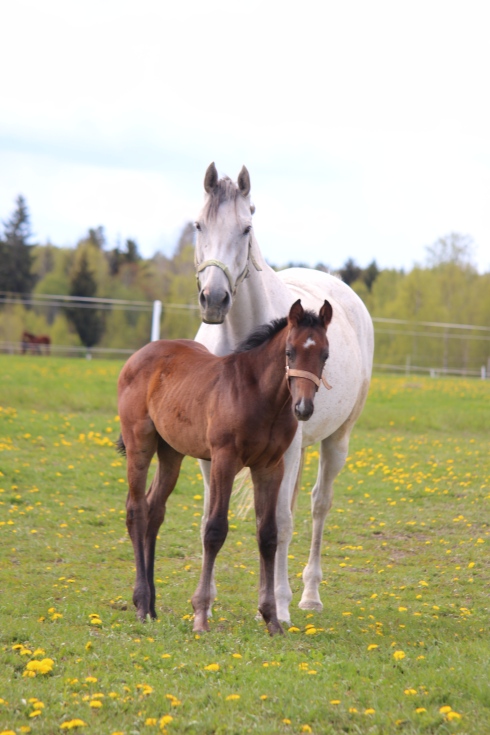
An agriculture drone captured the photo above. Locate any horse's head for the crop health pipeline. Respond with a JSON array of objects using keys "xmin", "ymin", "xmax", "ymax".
[
  {"xmin": 195, "ymin": 162, "xmax": 257, "ymax": 324},
  {"xmin": 286, "ymin": 299, "xmax": 333, "ymax": 421}
]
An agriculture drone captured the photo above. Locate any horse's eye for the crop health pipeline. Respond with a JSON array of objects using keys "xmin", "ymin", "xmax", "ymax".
[
  {"xmin": 243, "ymin": 225, "xmax": 252, "ymax": 235},
  {"xmin": 194, "ymin": 222, "xmax": 201, "ymax": 231}
]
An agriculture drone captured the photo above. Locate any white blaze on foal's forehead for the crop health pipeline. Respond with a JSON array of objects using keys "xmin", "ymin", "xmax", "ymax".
[{"xmin": 303, "ymin": 337, "xmax": 316, "ymax": 349}]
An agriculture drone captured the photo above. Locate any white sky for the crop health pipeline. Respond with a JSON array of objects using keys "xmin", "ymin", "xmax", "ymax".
[{"xmin": 1, "ymin": 0, "xmax": 489, "ymax": 272}]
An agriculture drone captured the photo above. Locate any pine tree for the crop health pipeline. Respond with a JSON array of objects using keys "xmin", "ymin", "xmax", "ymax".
[
  {"xmin": 0, "ymin": 195, "xmax": 36, "ymax": 293},
  {"xmin": 67, "ymin": 251, "xmax": 104, "ymax": 347}
]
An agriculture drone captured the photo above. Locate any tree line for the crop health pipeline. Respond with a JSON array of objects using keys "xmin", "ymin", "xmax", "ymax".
[{"xmin": 1, "ymin": 196, "xmax": 489, "ymax": 372}]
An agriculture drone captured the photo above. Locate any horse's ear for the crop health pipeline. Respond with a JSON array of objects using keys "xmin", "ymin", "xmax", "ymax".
[
  {"xmin": 320, "ymin": 300, "xmax": 333, "ymax": 329},
  {"xmin": 204, "ymin": 162, "xmax": 218, "ymax": 193},
  {"xmin": 237, "ymin": 165, "xmax": 251, "ymax": 197},
  {"xmin": 288, "ymin": 299, "xmax": 304, "ymax": 327}
]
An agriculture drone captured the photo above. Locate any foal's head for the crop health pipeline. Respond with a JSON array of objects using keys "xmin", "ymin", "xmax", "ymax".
[{"xmin": 286, "ymin": 299, "xmax": 333, "ymax": 421}]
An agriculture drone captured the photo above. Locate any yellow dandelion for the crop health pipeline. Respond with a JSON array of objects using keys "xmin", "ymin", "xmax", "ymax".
[
  {"xmin": 204, "ymin": 663, "xmax": 220, "ymax": 671},
  {"xmin": 446, "ymin": 712, "xmax": 462, "ymax": 721},
  {"xmin": 393, "ymin": 650, "xmax": 406, "ymax": 661},
  {"xmin": 364, "ymin": 708, "xmax": 376, "ymax": 715},
  {"xmin": 159, "ymin": 715, "xmax": 173, "ymax": 726},
  {"xmin": 288, "ymin": 626, "xmax": 300, "ymax": 633},
  {"xmin": 439, "ymin": 706, "xmax": 452, "ymax": 714},
  {"xmin": 415, "ymin": 708, "xmax": 427, "ymax": 714},
  {"xmin": 89, "ymin": 700, "xmax": 102, "ymax": 708},
  {"xmin": 232, "ymin": 653, "xmax": 242, "ymax": 658},
  {"xmin": 85, "ymin": 676, "xmax": 98, "ymax": 683},
  {"xmin": 367, "ymin": 644, "xmax": 378, "ymax": 651},
  {"xmin": 300, "ymin": 726, "xmax": 312, "ymax": 733},
  {"xmin": 226, "ymin": 694, "xmax": 240, "ymax": 701},
  {"xmin": 145, "ymin": 718, "xmax": 157, "ymax": 725},
  {"xmin": 60, "ymin": 720, "xmax": 87, "ymax": 730},
  {"xmin": 330, "ymin": 699, "xmax": 341, "ymax": 705}
]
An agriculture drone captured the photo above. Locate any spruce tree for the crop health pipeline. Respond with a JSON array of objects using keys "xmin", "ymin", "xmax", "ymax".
[
  {"xmin": 0, "ymin": 195, "xmax": 36, "ymax": 293},
  {"xmin": 67, "ymin": 251, "xmax": 104, "ymax": 347}
]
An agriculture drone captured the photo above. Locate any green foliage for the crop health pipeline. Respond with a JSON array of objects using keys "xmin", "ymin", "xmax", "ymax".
[{"xmin": 1, "ymin": 361, "xmax": 489, "ymax": 733}]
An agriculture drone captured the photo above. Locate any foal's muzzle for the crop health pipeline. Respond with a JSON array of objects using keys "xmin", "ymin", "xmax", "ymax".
[{"xmin": 294, "ymin": 397, "xmax": 315, "ymax": 421}]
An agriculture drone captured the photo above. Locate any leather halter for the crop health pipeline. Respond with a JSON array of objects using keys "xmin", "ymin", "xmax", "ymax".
[
  {"xmin": 195, "ymin": 237, "xmax": 262, "ymax": 297},
  {"xmin": 286, "ymin": 364, "xmax": 332, "ymax": 391}
]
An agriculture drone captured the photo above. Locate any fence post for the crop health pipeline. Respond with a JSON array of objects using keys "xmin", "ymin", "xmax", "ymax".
[
  {"xmin": 151, "ymin": 300, "xmax": 162, "ymax": 342},
  {"xmin": 482, "ymin": 366, "xmax": 487, "ymax": 380}
]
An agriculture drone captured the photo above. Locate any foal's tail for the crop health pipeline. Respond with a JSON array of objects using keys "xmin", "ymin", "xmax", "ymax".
[{"xmin": 116, "ymin": 434, "xmax": 126, "ymax": 456}]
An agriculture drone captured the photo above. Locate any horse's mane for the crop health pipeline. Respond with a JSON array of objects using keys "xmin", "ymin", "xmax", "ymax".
[
  {"xmin": 203, "ymin": 177, "xmax": 241, "ymax": 221},
  {"xmin": 235, "ymin": 310, "xmax": 323, "ymax": 353}
]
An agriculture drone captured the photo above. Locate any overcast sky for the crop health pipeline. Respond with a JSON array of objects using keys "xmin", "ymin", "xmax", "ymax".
[{"xmin": 1, "ymin": 0, "xmax": 489, "ymax": 272}]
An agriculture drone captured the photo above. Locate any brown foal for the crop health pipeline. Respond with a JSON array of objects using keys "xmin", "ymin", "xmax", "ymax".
[{"xmin": 117, "ymin": 299, "xmax": 332, "ymax": 635}]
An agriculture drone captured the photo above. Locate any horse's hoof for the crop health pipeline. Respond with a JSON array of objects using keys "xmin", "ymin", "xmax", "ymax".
[{"xmin": 298, "ymin": 598, "xmax": 323, "ymax": 612}]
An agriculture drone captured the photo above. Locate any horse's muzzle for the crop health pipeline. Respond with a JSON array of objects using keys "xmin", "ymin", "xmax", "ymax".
[{"xmin": 199, "ymin": 287, "xmax": 231, "ymax": 324}]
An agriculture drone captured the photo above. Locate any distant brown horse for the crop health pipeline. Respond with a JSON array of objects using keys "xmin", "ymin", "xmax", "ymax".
[
  {"xmin": 21, "ymin": 331, "xmax": 51, "ymax": 355},
  {"xmin": 117, "ymin": 299, "xmax": 333, "ymax": 635}
]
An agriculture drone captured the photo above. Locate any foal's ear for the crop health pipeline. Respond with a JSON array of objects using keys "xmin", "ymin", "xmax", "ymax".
[
  {"xmin": 204, "ymin": 162, "xmax": 219, "ymax": 193},
  {"xmin": 237, "ymin": 165, "xmax": 251, "ymax": 197},
  {"xmin": 288, "ymin": 299, "xmax": 304, "ymax": 327},
  {"xmin": 320, "ymin": 300, "xmax": 333, "ymax": 329}
]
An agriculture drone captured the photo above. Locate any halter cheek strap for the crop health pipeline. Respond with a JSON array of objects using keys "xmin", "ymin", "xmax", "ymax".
[
  {"xmin": 286, "ymin": 365, "xmax": 332, "ymax": 391},
  {"xmin": 195, "ymin": 238, "xmax": 262, "ymax": 297}
]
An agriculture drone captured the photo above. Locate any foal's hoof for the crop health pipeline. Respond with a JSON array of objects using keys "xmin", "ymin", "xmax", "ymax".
[
  {"xmin": 267, "ymin": 620, "xmax": 284, "ymax": 636},
  {"xmin": 192, "ymin": 613, "xmax": 210, "ymax": 633}
]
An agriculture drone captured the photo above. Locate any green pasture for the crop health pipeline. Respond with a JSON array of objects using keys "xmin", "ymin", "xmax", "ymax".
[{"xmin": 1, "ymin": 355, "xmax": 489, "ymax": 735}]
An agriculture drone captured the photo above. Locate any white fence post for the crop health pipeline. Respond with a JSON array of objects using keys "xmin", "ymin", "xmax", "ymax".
[
  {"xmin": 151, "ymin": 300, "xmax": 162, "ymax": 342},
  {"xmin": 481, "ymin": 366, "xmax": 487, "ymax": 380}
]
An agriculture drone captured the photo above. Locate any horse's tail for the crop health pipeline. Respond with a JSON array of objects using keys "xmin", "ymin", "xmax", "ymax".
[
  {"xmin": 116, "ymin": 434, "xmax": 126, "ymax": 456},
  {"xmin": 290, "ymin": 448, "xmax": 305, "ymax": 513}
]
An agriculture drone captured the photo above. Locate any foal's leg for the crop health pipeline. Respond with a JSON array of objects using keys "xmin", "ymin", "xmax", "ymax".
[
  {"xmin": 251, "ymin": 464, "xmax": 284, "ymax": 636},
  {"xmin": 299, "ymin": 426, "xmax": 351, "ymax": 611},
  {"xmin": 124, "ymin": 421, "xmax": 158, "ymax": 621},
  {"xmin": 198, "ymin": 459, "xmax": 217, "ymax": 617},
  {"xmin": 274, "ymin": 430, "xmax": 303, "ymax": 624},
  {"xmin": 192, "ymin": 452, "xmax": 237, "ymax": 632},
  {"xmin": 145, "ymin": 439, "xmax": 184, "ymax": 619}
]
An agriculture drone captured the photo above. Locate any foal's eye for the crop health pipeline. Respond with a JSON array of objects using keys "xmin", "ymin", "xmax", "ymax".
[
  {"xmin": 194, "ymin": 222, "xmax": 201, "ymax": 231},
  {"xmin": 243, "ymin": 225, "xmax": 252, "ymax": 235}
]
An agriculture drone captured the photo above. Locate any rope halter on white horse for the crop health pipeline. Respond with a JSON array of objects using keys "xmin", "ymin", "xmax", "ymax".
[{"xmin": 195, "ymin": 237, "xmax": 262, "ymax": 298}]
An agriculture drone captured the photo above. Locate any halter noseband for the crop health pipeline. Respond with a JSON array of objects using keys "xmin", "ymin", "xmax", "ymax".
[
  {"xmin": 286, "ymin": 364, "xmax": 332, "ymax": 391},
  {"xmin": 195, "ymin": 237, "xmax": 262, "ymax": 297}
]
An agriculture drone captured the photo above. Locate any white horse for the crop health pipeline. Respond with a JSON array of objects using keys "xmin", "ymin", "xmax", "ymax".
[{"xmin": 194, "ymin": 163, "xmax": 374, "ymax": 624}]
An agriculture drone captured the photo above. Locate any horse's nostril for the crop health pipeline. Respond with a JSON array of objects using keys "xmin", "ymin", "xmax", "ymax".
[
  {"xmin": 221, "ymin": 292, "xmax": 230, "ymax": 307},
  {"xmin": 199, "ymin": 290, "xmax": 207, "ymax": 309}
]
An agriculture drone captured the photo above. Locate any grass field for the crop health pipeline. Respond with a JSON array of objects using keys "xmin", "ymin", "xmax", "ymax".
[{"xmin": 1, "ymin": 355, "xmax": 489, "ymax": 735}]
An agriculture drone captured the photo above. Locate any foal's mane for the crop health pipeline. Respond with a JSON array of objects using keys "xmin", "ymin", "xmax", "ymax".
[
  {"xmin": 203, "ymin": 177, "xmax": 241, "ymax": 221},
  {"xmin": 235, "ymin": 310, "xmax": 323, "ymax": 353}
]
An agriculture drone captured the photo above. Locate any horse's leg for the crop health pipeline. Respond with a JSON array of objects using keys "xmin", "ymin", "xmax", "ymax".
[
  {"xmin": 192, "ymin": 452, "xmax": 236, "ymax": 632},
  {"xmin": 251, "ymin": 464, "xmax": 284, "ymax": 636},
  {"xmin": 299, "ymin": 426, "xmax": 351, "ymax": 611},
  {"xmin": 124, "ymin": 422, "xmax": 158, "ymax": 621},
  {"xmin": 145, "ymin": 439, "xmax": 184, "ymax": 619},
  {"xmin": 274, "ymin": 430, "xmax": 303, "ymax": 625},
  {"xmin": 198, "ymin": 458, "xmax": 217, "ymax": 617}
]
